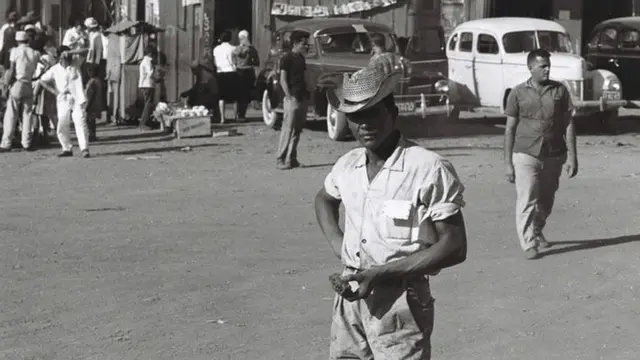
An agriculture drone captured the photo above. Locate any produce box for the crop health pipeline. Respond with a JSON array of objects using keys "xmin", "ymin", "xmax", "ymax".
[{"xmin": 174, "ymin": 116, "xmax": 212, "ymax": 139}]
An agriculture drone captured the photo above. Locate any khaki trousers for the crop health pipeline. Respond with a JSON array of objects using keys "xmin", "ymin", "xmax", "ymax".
[
  {"xmin": 330, "ymin": 268, "xmax": 435, "ymax": 360},
  {"xmin": 1, "ymin": 82, "xmax": 34, "ymax": 149},
  {"xmin": 276, "ymin": 97, "xmax": 307, "ymax": 165},
  {"xmin": 513, "ymin": 152, "xmax": 566, "ymax": 251}
]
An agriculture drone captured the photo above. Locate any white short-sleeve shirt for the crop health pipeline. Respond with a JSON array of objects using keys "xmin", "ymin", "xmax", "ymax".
[
  {"xmin": 324, "ymin": 137, "xmax": 466, "ymax": 270},
  {"xmin": 39, "ymin": 63, "xmax": 87, "ymax": 106},
  {"xmin": 213, "ymin": 42, "xmax": 236, "ymax": 73}
]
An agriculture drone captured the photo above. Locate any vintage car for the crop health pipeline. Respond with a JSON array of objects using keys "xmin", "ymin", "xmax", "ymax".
[
  {"xmin": 585, "ymin": 17, "xmax": 640, "ymax": 108},
  {"xmin": 256, "ymin": 18, "xmax": 452, "ymax": 141},
  {"xmin": 444, "ymin": 17, "xmax": 627, "ymax": 131}
]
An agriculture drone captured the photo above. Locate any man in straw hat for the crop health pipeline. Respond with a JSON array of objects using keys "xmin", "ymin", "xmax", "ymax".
[
  {"xmin": 315, "ymin": 54, "xmax": 468, "ymax": 359},
  {"xmin": 0, "ymin": 30, "xmax": 40, "ymax": 152}
]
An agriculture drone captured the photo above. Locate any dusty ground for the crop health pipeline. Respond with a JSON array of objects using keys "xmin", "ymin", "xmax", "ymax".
[{"xmin": 1, "ymin": 111, "xmax": 639, "ymax": 360}]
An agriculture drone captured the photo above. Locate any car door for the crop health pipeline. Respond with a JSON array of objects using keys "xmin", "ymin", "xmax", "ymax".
[
  {"xmin": 447, "ymin": 31, "xmax": 477, "ymax": 106},
  {"xmin": 590, "ymin": 26, "xmax": 621, "ymax": 75},
  {"xmin": 614, "ymin": 27, "xmax": 640, "ymax": 100},
  {"xmin": 473, "ymin": 32, "xmax": 503, "ymax": 107}
]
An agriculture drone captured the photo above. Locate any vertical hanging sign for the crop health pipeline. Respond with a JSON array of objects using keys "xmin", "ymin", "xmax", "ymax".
[{"xmin": 201, "ymin": 0, "xmax": 215, "ymax": 62}]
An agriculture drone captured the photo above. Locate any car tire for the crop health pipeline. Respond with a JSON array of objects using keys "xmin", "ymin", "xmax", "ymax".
[
  {"xmin": 326, "ymin": 102, "xmax": 350, "ymax": 141},
  {"xmin": 262, "ymin": 90, "xmax": 282, "ymax": 129}
]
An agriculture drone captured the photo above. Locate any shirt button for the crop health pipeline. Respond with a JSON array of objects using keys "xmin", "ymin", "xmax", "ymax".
[
  {"xmin": 361, "ymin": 239, "xmax": 367, "ymax": 244},
  {"xmin": 356, "ymin": 251, "xmax": 360, "ymax": 257}
]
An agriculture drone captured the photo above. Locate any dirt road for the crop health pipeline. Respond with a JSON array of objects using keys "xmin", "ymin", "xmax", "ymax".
[{"xmin": 1, "ymin": 116, "xmax": 639, "ymax": 360}]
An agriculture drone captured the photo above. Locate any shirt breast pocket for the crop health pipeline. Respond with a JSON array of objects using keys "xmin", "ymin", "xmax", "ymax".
[{"xmin": 381, "ymin": 200, "xmax": 414, "ymax": 240}]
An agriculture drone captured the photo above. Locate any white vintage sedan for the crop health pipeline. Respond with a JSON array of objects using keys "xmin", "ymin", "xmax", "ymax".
[{"xmin": 444, "ymin": 17, "xmax": 627, "ymax": 128}]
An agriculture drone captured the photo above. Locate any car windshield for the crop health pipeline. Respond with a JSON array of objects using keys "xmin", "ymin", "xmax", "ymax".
[
  {"xmin": 318, "ymin": 32, "xmax": 397, "ymax": 54},
  {"xmin": 502, "ymin": 31, "xmax": 573, "ymax": 53}
]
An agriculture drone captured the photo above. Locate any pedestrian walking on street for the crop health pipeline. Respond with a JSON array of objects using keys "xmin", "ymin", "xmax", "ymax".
[
  {"xmin": 232, "ymin": 29, "xmax": 259, "ymax": 122},
  {"xmin": 0, "ymin": 31, "xmax": 40, "ymax": 152},
  {"xmin": 213, "ymin": 30, "xmax": 238, "ymax": 124},
  {"xmin": 315, "ymin": 54, "xmax": 468, "ymax": 360},
  {"xmin": 38, "ymin": 46, "xmax": 91, "ymax": 158},
  {"xmin": 504, "ymin": 49, "xmax": 578, "ymax": 260},
  {"xmin": 138, "ymin": 46, "xmax": 156, "ymax": 130},
  {"xmin": 275, "ymin": 31, "xmax": 309, "ymax": 170}
]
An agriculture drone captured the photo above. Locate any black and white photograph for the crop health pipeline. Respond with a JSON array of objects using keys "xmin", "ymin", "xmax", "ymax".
[{"xmin": 0, "ymin": 1, "xmax": 638, "ymax": 360}]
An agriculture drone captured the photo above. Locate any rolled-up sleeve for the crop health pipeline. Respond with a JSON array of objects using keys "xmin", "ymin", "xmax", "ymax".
[
  {"xmin": 323, "ymin": 163, "xmax": 342, "ymax": 200},
  {"xmin": 504, "ymin": 88, "xmax": 519, "ymax": 118},
  {"xmin": 420, "ymin": 160, "xmax": 465, "ymax": 221}
]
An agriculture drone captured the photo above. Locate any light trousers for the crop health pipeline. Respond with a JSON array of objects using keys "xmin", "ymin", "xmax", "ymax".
[
  {"xmin": 1, "ymin": 82, "xmax": 34, "ymax": 149},
  {"xmin": 56, "ymin": 99, "xmax": 89, "ymax": 152},
  {"xmin": 513, "ymin": 152, "xmax": 566, "ymax": 251}
]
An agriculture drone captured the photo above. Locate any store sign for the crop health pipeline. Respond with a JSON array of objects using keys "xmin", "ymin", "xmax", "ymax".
[
  {"xmin": 182, "ymin": 0, "xmax": 201, "ymax": 6},
  {"xmin": 271, "ymin": 0, "xmax": 398, "ymax": 17}
]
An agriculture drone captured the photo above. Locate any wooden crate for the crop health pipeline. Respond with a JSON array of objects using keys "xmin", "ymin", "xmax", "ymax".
[{"xmin": 174, "ymin": 116, "xmax": 212, "ymax": 139}]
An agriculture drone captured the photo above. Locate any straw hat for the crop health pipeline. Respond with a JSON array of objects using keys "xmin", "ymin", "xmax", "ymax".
[
  {"xmin": 326, "ymin": 53, "xmax": 402, "ymax": 114},
  {"xmin": 84, "ymin": 17, "xmax": 99, "ymax": 29}
]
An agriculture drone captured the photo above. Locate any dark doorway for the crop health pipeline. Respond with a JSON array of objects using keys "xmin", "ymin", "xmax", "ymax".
[
  {"xmin": 582, "ymin": 0, "xmax": 633, "ymax": 49},
  {"xmin": 491, "ymin": 0, "xmax": 554, "ymax": 19},
  {"xmin": 214, "ymin": 0, "xmax": 252, "ymax": 44}
]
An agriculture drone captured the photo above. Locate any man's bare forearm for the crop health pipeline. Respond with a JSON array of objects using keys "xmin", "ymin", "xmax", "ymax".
[
  {"xmin": 504, "ymin": 116, "xmax": 518, "ymax": 165},
  {"xmin": 314, "ymin": 189, "xmax": 344, "ymax": 259},
  {"xmin": 367, "ymin": 212, "xmax": 467, "ymax": 280},
  {"xmin": 566, "ymin": 118, "xmax": 577, "ymax": 160}
]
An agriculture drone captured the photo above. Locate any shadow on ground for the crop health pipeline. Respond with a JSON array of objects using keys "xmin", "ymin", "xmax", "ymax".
[
  {"xmin": 95, "ymin": 143, "xmax": 227, "ymax": 157},
  {"xmin": 541, "ymin": 234, "xmax": 640, "ymax": 258}
]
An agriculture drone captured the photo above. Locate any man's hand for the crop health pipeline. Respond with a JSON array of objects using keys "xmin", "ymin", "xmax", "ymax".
[
  {"xmin": 505, "ymin": 163, "xmax": 515, "ymax": 183},
  {"xmin": 339, "ymin": 269, "xmax": 379, "ymax": 302},
  {"xmin": 565, "ymin": 156, "xmax": 578, "ymax": 178}
]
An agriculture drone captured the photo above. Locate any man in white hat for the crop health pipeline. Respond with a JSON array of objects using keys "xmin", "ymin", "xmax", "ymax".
[
  {"xmin": 315, "ymin": 54, "xmax": 468, "ymax": 359},
  {"xmin": 0, "ymin": 30, "xmax": 40, "ymax": 151},
  {"xmin": 84, "ymin": 17, "xmax": 103, "ymax": 65}
]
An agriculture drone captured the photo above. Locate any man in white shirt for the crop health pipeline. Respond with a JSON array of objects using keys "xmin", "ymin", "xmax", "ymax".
[
  {"xmin": 38, "ymin": 46, "xmax": 91, "ymax": 158},
  {"xmin": 0, "ymin": 31, "xmax": 40, "ymax": 151},
  {"xmin": 138, "ymin": 46, "xmax": 155, "ymax": 130}
]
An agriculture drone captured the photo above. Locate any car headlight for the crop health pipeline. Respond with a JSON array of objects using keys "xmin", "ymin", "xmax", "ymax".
[
  {"xmin": 604, "ymin": 77, "xmax": 621, "ymax": 91},
  {"xmin": 434, "ymin": 79, "xmax": 449, "ymax": 93}
]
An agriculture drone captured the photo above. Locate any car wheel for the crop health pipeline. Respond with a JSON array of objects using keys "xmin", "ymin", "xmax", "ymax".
[
  {"xmin": 262, "ymin": 90, "xmax": 282, "ymax": 129},
  {"xmin": 326, "ymin": 102, "xmax": 350, "ymax": 141}
]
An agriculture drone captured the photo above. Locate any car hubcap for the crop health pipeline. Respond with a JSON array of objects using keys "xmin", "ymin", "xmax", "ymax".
[
  {"xmin": 327, "ymin": 106, "xmax": 337, "ymax": 134},
  {"xmin": 263, "ymin": 92, "xmax": 273, "ymax": 123}
]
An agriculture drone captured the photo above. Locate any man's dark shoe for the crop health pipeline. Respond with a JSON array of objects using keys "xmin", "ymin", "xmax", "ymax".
[
  {"xmin": 81, "ymin": 150, "xmax": 91, "ymax": 158},
  {"xmin": 23, "ymin": 146, "xmax": 36, "ymax": 152},
  {"xmin": 290, "ymin": 160, "xmax": 302, "ymax": 168},
  {"xmin": 57, "ymin": 151, "xmax": 73, "ymax": 157}
]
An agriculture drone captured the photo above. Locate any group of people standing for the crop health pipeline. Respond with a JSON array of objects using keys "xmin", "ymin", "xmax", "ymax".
[
  {"xmin": 0, "ymin": 12, "xmax": 108, "ymax": 158},
  {"xmin": 191, "ymin": 29, "xmax": 259, "ymax": 124}
]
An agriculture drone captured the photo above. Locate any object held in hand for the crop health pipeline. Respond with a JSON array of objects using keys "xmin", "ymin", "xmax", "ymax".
[{"xmin": 329, "ymin": 273, "xmax": 356, "ymax": 297}]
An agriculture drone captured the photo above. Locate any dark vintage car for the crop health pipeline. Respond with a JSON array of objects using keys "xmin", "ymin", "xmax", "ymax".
[
  {"xmin": 585, "ymin": 17, "xmax": 640, "ymax": 110},
  {"xmin": 255, "ymin": 18, "xmax": 452, "ymax": 141}
]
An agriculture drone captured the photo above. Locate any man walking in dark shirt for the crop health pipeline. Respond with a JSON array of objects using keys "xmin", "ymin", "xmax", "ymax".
[
  {"xmin": 504, "ymin": 49, "xmax": 578, "ymax": 260},
  {"xmin": 276, "ymin": 31, "xmax": 309, "ymax": 170}
]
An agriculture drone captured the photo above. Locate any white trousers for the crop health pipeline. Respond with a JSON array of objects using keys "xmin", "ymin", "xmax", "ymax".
[{"xmin": 56, "ymin": 99, "xmax": 89, "ymax": 152}]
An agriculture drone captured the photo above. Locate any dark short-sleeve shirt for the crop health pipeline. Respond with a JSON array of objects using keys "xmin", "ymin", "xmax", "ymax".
[
  {"xmin": 280, "ymin": 51, "xmax": 307, "ymax": 101},
  {"xmin": 505, "ymin": 79, "xmax": 573, "ymax": 158}
]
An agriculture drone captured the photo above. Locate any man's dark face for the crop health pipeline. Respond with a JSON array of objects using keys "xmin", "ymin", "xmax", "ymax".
[
  {"xmin": 293, "ymin": 38, "xmax": 309, "ymax": 54},
  {"xmin": 346, "ymin": 102, "xmax": 396, "ymax": 150},
  {"xmin": 529, "ymin": 56, "xmax": 550, "ymax": 83}
]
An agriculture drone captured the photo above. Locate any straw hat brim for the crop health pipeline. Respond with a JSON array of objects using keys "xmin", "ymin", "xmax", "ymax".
[{"xmin": 327, "ymin": 71, "xmax": 402, "ymax": 114}]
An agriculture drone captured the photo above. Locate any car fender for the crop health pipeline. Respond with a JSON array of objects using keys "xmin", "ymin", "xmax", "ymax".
[{"xmin": 588, "ymin": 69, "xmax": 621, "ymax": 99}]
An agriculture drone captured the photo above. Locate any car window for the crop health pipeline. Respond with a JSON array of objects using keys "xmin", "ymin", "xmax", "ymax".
[
  {"xmin": 502, "ymin": 31, "xmax": 572, "ymax": 53},
  {"xmin": 618, "ymin": 29, "xmax": 640, "ymax": 49},
  {"xmin": 477, "ymin": 34, "xmax": 499, "ymax": 54},
  {"xmin": 449, "ymin": 33, "xmax": 459, "ymax": 51},
  {"xmin": 459, "ymin": 32, "xmax": 473, "ymax": 52},
  {"xmin": 317, "ymin": 31, "xmax": 397, "ymax": 55},
  {"xmin": 598, "ymin": 28, "xmax": 618, "ymax": 49}
]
